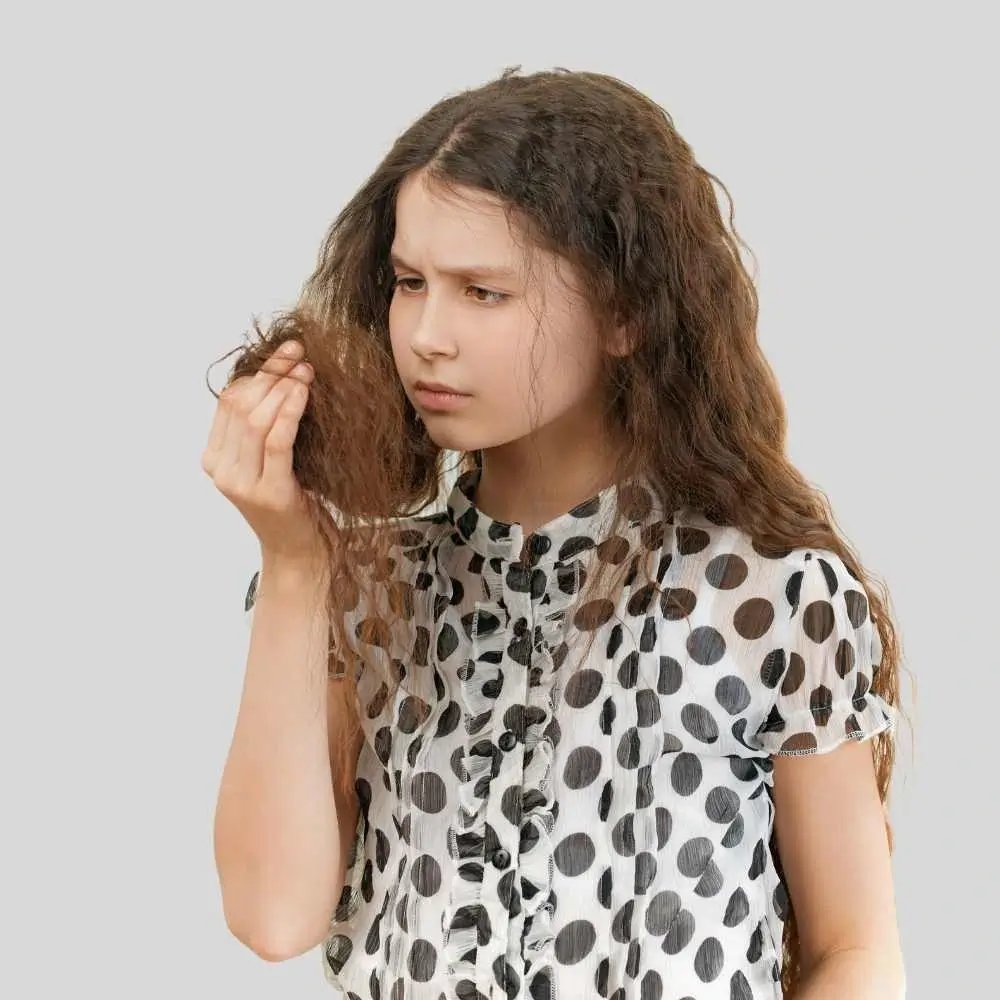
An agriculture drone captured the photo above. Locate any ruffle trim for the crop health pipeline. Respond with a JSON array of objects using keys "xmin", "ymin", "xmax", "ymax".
[
  {"xmin": 760, "ymin": 690, "xmax": 898, "ymax": 757},
  {"xmin": 441, "ymin": 543, "xmax": 577, "ymax": 994}
]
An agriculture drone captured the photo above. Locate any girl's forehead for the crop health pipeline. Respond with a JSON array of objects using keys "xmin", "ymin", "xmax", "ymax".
[{"xmin": 395, "ymin": 177, "xmax": 513, "ymax": 246}]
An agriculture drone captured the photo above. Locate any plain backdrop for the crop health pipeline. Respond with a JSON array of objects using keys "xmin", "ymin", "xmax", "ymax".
[{"xmin": 2, "ymin": 2, "xmax": 995, "ymax": 997}]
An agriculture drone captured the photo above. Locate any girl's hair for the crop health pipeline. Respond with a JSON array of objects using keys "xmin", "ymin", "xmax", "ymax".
[{"xmin": 208, "ymin": 66, "xmax": 911, "ymax": 995}]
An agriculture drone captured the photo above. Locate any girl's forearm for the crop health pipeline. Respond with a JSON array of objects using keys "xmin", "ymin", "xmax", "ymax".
[{"xmin": 213, "ymin": 555, "xmax": 341, "ymax": 959}]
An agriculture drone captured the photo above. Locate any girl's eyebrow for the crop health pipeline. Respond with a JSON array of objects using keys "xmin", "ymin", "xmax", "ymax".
[{"xmin": 388, "ymin": 249, "xmax": 517, "ymax": 281}]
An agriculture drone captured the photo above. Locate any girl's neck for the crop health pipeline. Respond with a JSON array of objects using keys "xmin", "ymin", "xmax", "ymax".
[{"xmin": 472, "ymin": 431, "xmax": 628, "ymax": 538}]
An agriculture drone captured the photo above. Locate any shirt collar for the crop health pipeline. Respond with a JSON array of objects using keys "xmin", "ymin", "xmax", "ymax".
[{"xmin": 445, "ymin": 465, "xmax": 625, "ymax": 566}]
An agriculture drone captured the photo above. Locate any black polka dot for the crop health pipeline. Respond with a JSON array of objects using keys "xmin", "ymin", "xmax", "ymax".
[
  {"xmin": 500, "ymin": 785, "xmax": 522, "ymax": 826},
  {"xmin": 611, "ymin": 899, "xmax": 635, "ymax": 942},
  {"xmin": 722, "ymin": 814, "xmax": 745, "ymax": 847},
  {"xmin": 407, "ymin": 937, "xmax": 437, "ymax": 981},
  {"xmin": 599, "ymin": 780, "xmax": 613, "ymax": 821},
  {"xmin": 492, "ymin": 955, "xmax": 520, "ymax": 995},
  {"xmin": 645, "ymin": 889, "xmax": 681, "ymax": 935},
  {"xmin": 705, "ymin": 553, "xmax": 748, "ymax": 590},
  {"xmin": 676, "ymin": 526, "xmax": 711, "ymax": 555},
  {"xmin": 694, "ymin": 860, "xmax": 724, "ymax": 897},
  {"xmin": 654, "ymin": 807, "xmax": 673, "ymax": 849},
  {"xmin": 657, "ymin": 656, "xmax": 683, "ymax": 694},
  {"xmin": 554, "ymin": 832, "xmax": 596, "ymax": 876},
  {"xmin": 730, "ymin": 969, "xmax": 753, "ymax": 1000},
  {"xmin": 662, "ymin": 909, "xmax": 696, "ymax": 954},
  {"xmin": 598, "ymin": 866, "xmax": 613, "ymax": 908},
  {"xmin": 803, "ymin": 599, "xmax": 836, "ymax": 643},
  {"xmin": 411, "ymin": 771, "xmax": 447, "ymax": 813},
  {"xmin": 436, "ymin": 622, "xmax": 459, "ymax": 660},
  {"xmin": 596, "ymin": 957, "xmax": 610, "ymax": 996},
  {"xmin": 660, "ymin": 587, "xmax": 697, "ymax": 621},
  {"xmin": 410, "ymin": 854, "xmax": 441, "ymax": 897},
  {"xmin": 636, "ymin": 688, "xmax": 661, "ymax": 726},
  {"xmin": 325, "ymin": 933, "xmax": 352, "ymax": 974},
  {"xmin": 687, "ymin": 626, "xmax": 726, "ymax": 665},
  {"xmin": 373, "ymin": 726, "xmax": 392, "ymax": 766},
  {"xmin": 626, "ymin": 939, "xmax": 641, "ymax": 978},
  {"xmin": 844, "ymin": 588, "xmax": 870, "ymax": 628},
  {"xmin": 705, "ymin": 786, "xmax": 740, "ymax": 824},
  {"xmin": 682, "ymin": 704, "xmax": 719, "ymax": 743},
  {"xmin": 600, "ymin": 696, "xmax": 616, "ymax": 734},
  {"xmin": 715, "ymin": 675, "xmax": 751, "ymax": 715},
  {"xmin": 774, "ymin": 880, "xmax": 789, "ymax": 921},
  {"xmin": 554, "ymin": 919, "xmax": 597, "ymax": 964},
  {"xmin": 433, "ymin": 699, "xmax": 460, "ymax": 736},
  {"xmin": 617, "ymin": 727, "xmax": 641, "ymax": 768},
  {"xmin": 694, "ymin": 937, "xmax": 725, "ymax": 982},
  {"xmin": 529, "ymin": 968, "xmax": 552, "ymax": 999},
  {"xmin": 611, "ymin": 813, "xmax": 636, "ymax": 856},
  {"xmin": 636, "ymin": 765, "xmax": 654, "ymax": 809},
  {"xmin": 809, "ymin": 683, "xmax": 834, "ymax": 725},
  {"xmin": 671, "ymin": 753, "xmax": 703, "ymax": 795},
  {"xmin": 563, "ymin": 668, "xmax": 604, "ymax": 708},
  {"xmin": 375, "ymin": 828, "xmax": 389, "ymax": 871},
  {"xmin": 723, "ymin": 887, "xmax": 750, "ymax": 927},
  {"xmin": 677, "ymin": 837, "xmax": 713, "ymax": 877},
  {"xmin": 759, "ymin": 648, "xmax": 786, "ymax": 689},
  {"xmin": 618, "ymin": 651, "xmax": 639, "ymax": 687},
  {"xmin": 733, "ymin": 597, "xmax": 774, "ymax": 640},
  {"xmin": 564, "ymin": 746, "xmax": 602, "ymax": 788},
  {"xmin": 397, "ymin": 695, "xmax": 430, "ymax": 734},
  {"xmin": 640, "ymin": 969, "xmax": 664, "ymax": 1000},
  {"xmin": 634, "ymin": 851, "xmax": 657, "ymax": 894}
]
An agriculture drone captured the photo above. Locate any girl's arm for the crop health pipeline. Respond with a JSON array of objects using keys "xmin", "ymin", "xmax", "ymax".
[
  {"xmin": 213, "ymin": 554, "xmax": 355, "ymax": 961},
  {"xmin": 770, "ymin": 741, "xmax": 906, "ymax": 999}
]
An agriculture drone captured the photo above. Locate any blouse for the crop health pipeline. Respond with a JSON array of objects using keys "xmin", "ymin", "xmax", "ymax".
[{"xmin": 243, "ymin": 467, "xmax": 896, "ymax": 1000}]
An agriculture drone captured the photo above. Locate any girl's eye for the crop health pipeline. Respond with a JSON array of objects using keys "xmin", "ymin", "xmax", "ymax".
[
  {"xmin": 469, "ymin": 286, "xmax": 507, "ymax": 305},
  {"xmin": 392, "ymin": 277, "xmax": 423, "ymax": 293},
  {"xmin": 392, "ymin": 277, "xmax": 507, "ymax": 305}
]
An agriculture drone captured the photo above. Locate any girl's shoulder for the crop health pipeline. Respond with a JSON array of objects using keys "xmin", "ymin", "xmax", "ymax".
[{"xmin": 667, "ymin": 504, "xmax": 847, "ymax": 588}]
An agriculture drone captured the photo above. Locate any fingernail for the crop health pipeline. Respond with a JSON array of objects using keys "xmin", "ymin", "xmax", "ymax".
[{"xmin": 280, "ymin": 341, "xmax": 301, "ymax": 356}]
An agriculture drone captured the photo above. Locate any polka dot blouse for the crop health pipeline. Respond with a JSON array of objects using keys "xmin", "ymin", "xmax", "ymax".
[{"xmin": 244, "ymin": 468, "xmax": 896, "ymax": 1000}]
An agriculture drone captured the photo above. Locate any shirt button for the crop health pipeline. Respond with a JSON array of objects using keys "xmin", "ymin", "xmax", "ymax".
[
  {"xmin": 498, "ymin": 730, "xmax": 516, "ymax": 751},
  {"xmin": 491, "ymin": 848, "xmax": 511, "ymax": 870}
]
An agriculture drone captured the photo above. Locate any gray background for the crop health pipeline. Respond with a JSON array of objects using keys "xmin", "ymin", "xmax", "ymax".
[{"xmin": 3, "ymin": 1, "xmax": 995, "ymax": 996}]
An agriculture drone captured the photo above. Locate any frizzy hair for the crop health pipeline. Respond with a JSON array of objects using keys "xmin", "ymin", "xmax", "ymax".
[{"xmin": 207, "ymin": 66, "xmax": 912, "ymax": 995}]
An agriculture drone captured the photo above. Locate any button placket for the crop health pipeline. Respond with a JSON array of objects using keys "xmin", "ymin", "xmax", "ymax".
[{"xmin": 479, "ymin": 574, "xmax": 531, "ymax": 981}]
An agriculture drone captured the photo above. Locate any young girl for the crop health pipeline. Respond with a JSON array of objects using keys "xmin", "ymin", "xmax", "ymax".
[{"xmin": 205, "ymin": 67, "xmax": 907, "ymax": 1000}]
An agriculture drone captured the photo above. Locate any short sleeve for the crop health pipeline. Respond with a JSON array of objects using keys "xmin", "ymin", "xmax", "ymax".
[
  {"xmin": 754, "ymin": 549, "xmax": 897, "ymax": 756},
  {"xmin": 244, "ymin": 569, "xmax": 260, "ymax": 625}
]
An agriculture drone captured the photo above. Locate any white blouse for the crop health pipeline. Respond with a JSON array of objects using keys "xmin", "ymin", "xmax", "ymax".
[{"xmin": 244, "ymin": 468, "xmax": 896, "ymax": 1000}]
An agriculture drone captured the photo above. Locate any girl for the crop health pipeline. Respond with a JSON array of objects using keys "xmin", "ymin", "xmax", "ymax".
[{"xmin": 205, "ymin": 67, "xmax": 908, "ymax": 1000}]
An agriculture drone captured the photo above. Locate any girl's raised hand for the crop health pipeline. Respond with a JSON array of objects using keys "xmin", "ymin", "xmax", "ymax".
[{"xmin": 202, "ymin": 340, "xmax": 324, "ymax": 564}]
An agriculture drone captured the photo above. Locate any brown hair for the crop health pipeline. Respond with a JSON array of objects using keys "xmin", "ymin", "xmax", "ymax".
[{"xmin": 207, "ymin": 66, "xmax": 912, "ymax": 995}]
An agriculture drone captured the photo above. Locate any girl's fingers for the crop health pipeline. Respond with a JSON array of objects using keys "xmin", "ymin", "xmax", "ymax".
[
  {"xmin": 234, "ymin": 365, "xmax": 312, "ymax": 487},
  {"xmin": 259, "ymin": 379, "xmax": 310, "ymax": 498},
  {"xmin": 204, "ymin": 342, "xmax": 311, "ymax": 477}
]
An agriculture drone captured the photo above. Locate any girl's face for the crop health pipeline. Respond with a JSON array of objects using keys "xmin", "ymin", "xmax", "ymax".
[{"xmin": 388, "ymin": 172, "xmax": 612, "ymax": 458}]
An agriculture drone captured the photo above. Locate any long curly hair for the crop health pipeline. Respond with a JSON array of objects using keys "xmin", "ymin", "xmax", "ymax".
[{"xmin": 208, "ymin": 66, "xmax": 911, "ymax": 997}]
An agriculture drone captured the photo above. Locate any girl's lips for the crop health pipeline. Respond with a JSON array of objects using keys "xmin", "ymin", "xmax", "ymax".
[{"xmin": 414, "ymin": 387, "xmax": 472, "ymax": 412}]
